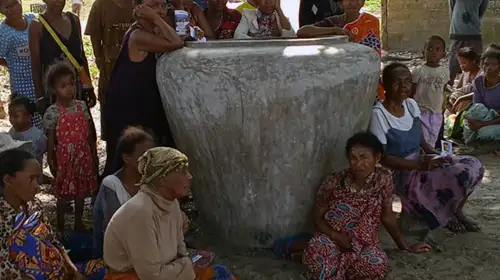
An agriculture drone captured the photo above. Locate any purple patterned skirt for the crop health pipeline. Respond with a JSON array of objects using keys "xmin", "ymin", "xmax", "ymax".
[{"xmin": 397, "ymin": 153, "xmax": 484, "ymax": 229}]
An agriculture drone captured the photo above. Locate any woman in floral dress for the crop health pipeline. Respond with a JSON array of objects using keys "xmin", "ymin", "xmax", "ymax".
[
  {"xmin": 302, "ymin": 132, "xmax": 431, "ymax": 280},
  {"xmin": 0, "ymin": 148, "xmax": 105, "ymax": 280}
]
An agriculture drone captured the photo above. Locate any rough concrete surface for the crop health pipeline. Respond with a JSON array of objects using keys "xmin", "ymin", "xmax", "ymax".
[{"xmin": 157, "ymin": 38, "xmax": 380, "ymax": 247}]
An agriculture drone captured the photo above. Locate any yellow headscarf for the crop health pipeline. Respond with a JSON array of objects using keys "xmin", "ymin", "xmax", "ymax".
[{"xmin": 137, "ymin": 147, "xmax": 189, "ymax": 186}]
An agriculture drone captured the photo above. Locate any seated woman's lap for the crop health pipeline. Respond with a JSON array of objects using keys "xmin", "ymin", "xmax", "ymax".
[
  {"xmin": 402, "ymin": 155, "xmax": 484, "ymax": 228},
  {"xmin": 303, "ymin": 233, "xmax": 387, "ymax": 279}
]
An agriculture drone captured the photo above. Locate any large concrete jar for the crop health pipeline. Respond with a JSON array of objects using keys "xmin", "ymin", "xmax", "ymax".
[{"xmin": 157, "ymin": 37, "xmax": 380, "ymax": 248}]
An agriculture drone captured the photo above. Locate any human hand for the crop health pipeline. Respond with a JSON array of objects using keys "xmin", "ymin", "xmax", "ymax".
[
  {"xmin": 134, "ymin": 4, "xmax": 160, "ymax": 23},
  {"xmin": 467, "ymin": 118, "xmax": 487, "ymax": 131},
  {"xmin": 406, "ymin": 242, "xmax": 432, "ymax": 254},
  {"xmin": 418, "ymin": 157, "xmax": 446, "ymax": 170},
  {"xmin": 332, "ymin": 231, "xmax": 352, "ymax": 251}
]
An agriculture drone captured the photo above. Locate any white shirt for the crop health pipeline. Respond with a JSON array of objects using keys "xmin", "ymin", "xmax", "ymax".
[
  {"xmin": 412, "ymin": 64, "xmax": 450, "ymax": 113},
  {"xmin": 369, "ymin": 99, "xmax": 421, "ymax": 145}
]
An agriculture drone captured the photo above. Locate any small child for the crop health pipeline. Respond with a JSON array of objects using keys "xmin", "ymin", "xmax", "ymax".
[
  {"xmin": 412, "ymin": 35, "xmax": 450, "ymax": 147},
  {"xmin": 8, "ymin": 94, "xmax": 46, "ymax": 182},
  {"xmin": 42, "ymin": 62, "xmax": 98, "ymax": 233},
  {"xmin": 447, "ymin": 47, "xmax": 481, "ymax": 113}
]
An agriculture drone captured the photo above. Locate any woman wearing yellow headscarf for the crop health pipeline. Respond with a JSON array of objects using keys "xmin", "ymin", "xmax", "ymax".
[{"xmin": 102, "ymin": 147, "xmax": 235, "ymax": 280}]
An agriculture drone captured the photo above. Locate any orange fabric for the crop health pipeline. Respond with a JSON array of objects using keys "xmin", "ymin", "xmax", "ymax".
[
  {"xmin": 343, "ymin": 13, "xmax": 383, "ymax": 100},
  {"xmin": 343, "ymin": 13, "xmax": 381, "ymax": 55},
  {"xmin": 195, "ymin": 267, "xmax": 216, "ymax": 280}
]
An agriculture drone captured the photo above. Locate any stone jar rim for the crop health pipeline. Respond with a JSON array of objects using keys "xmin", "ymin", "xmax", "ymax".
[{"xmin": 185, "ymin": 36, "xmax": 349, "ymax": 48}]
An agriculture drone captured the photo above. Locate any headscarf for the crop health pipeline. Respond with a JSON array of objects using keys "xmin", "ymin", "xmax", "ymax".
[{"xmin": 137, "ymin": 147, "xmax": 189, "ymax": 186}]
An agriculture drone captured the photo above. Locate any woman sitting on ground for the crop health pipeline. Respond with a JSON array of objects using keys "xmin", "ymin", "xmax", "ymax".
[
  {"xmin": 370, "ymin": 62, "xmax": 484, "ymax": 232},
  {"xmin": 92, "ymin": 126, "xmax": 155, "ymax": 258},
  {"xmin": 302, "ymin": 132, "xmax": 431, "ymax": 279},
  {"xmin": 0, "ymin": 148, "xmax": 106, "ymax": 280},
  {"xmin": 103, "ymin": 147, "xmax": 234, "ymax": 280},
  {"xmin": 234, "ymin": 0, "xmax": 295, "ymax": 39},
  {"xmin": 463, "ymin": 49, "xmax": 500, "ymax": 145},
  {"xmin": 205, "ymin": 0, "xmax": 242, "ymax": 39}
]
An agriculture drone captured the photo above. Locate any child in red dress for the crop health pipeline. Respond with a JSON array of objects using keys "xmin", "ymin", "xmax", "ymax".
[{"xmin": 42, "ymin": 62, "xmax": 98, "ymax": 233}]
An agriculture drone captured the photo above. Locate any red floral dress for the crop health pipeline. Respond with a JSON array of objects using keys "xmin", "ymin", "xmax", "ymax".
[
  {"xmin": 302, "ymin": 167, "xmax": 393, "ymax": 280},
  {"xmin": 52, "ymin": 100, "xmax": 97, "ymax": 199}
]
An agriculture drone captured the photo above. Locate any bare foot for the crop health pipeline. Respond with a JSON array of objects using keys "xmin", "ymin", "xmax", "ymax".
[{"xmin": 456, "ymin": 213, "xmax": 480, "ymax": 232}]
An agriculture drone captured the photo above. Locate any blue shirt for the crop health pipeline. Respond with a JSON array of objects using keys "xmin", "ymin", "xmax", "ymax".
[
  {"xmin": 0, "ymin": 13, "xmax": 42, "ymax": 128},
  {"xmin": 9, "ymin": 126, "xmax": 46, "ymax": 183},
  {"xmin": 449, "ymin": 0, "xmax": 488, "ymax": 40}
]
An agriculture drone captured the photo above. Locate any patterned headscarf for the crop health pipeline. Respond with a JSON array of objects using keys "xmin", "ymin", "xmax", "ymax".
[{"xmin": 137, "ymin": 147, "xmax": 189, "ymax": 186}]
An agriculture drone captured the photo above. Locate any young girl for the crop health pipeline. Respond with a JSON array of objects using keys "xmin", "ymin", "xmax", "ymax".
[
  {"xmin": 234, "ymin": 0, "xmax": 294, "ymax": 39},
  {"xmin": 8, "ymin": 94, "xmax": 46, "ymax": 182},
  {"xmin": 447, "ymin": 47, "xmax": 481, "ymax": 114},
  {"xmin": 412, "ymin": 35, "xmax": 450, "ymax": 147},
  {"xmin": 0, "ymin": 0, "xmax": 42, "ymax": 128},
  {"xmin": 43, "ymin": 62, "xmax": 98, "ymax": 233}
]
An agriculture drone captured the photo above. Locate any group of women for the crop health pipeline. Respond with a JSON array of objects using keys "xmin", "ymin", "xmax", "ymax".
[{"xmin": 0, "ymin": 132, "xmax": 235, "ymax": 279}]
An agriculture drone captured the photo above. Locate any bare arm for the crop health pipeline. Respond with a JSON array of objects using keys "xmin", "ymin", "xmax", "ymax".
[
  {"xmin": 381, "ymin": 192, "xmax": 408, "ymax": 250},
  {"xmin": 131, "ymin": 18, "xmax": 184, "ymax": 53},
  {"xmin": 192, "ymin": 6, "xmax": 215, "ymax": 39},
  {"xmin": 29, "ymin": 20, "xmax": 44, "ymax": 99},
  {"xmin": 296, "ymin": 25, "xmax": 346, "ymax": 38},
  {"xmin": 0, "ymin": 58, "xmax": 7, "ymax": 67},
  {"xmin": 74, "ymin": 14, "xmax": 92, "ymax": 83},
  {"xmin": 85, "ymin": 0, "xmax": 104, "ymax": 70}
]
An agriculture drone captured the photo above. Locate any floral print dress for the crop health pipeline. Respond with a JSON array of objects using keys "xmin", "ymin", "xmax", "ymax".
[
  {"xmin": 0, "ymin": 198, "xmax": 105, "ymax": 280},
  {"xmin": 43, "ymin": 100, "xmax": 97, "ymax": 199},
  {"xmin": 302, "ymin": 167, "xmax": 393, "ymax": 280}
]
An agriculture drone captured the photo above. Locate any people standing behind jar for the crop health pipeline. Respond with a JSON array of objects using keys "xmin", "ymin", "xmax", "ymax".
[
  {"xmin": 43, "ymin": 62, "xmax": 99, "ymax": 234},
  {"xmin": 29, "ymin": 0, "xmax": 96, "ymax": 112},
  {"xmin": 411, "ymin": 35, "xmax": 449, "ymax": 148},
  {"xmin": 0, "ymin": 1, "xmax": 42, "ymax": 128},
  {"xmin": 85, "ymin": 0, "xmax": 134, "ymax": 141},
  {"xmin": 102, "ymin": 0, "xmax": 184, "ymax": 178},
  {"xmin": 234, "ymin": 0, "xmax": 294, "ymax": 39},
  {"xmin": 205, "ymin": 0, "xmax": 241, "ymax": 40}
]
